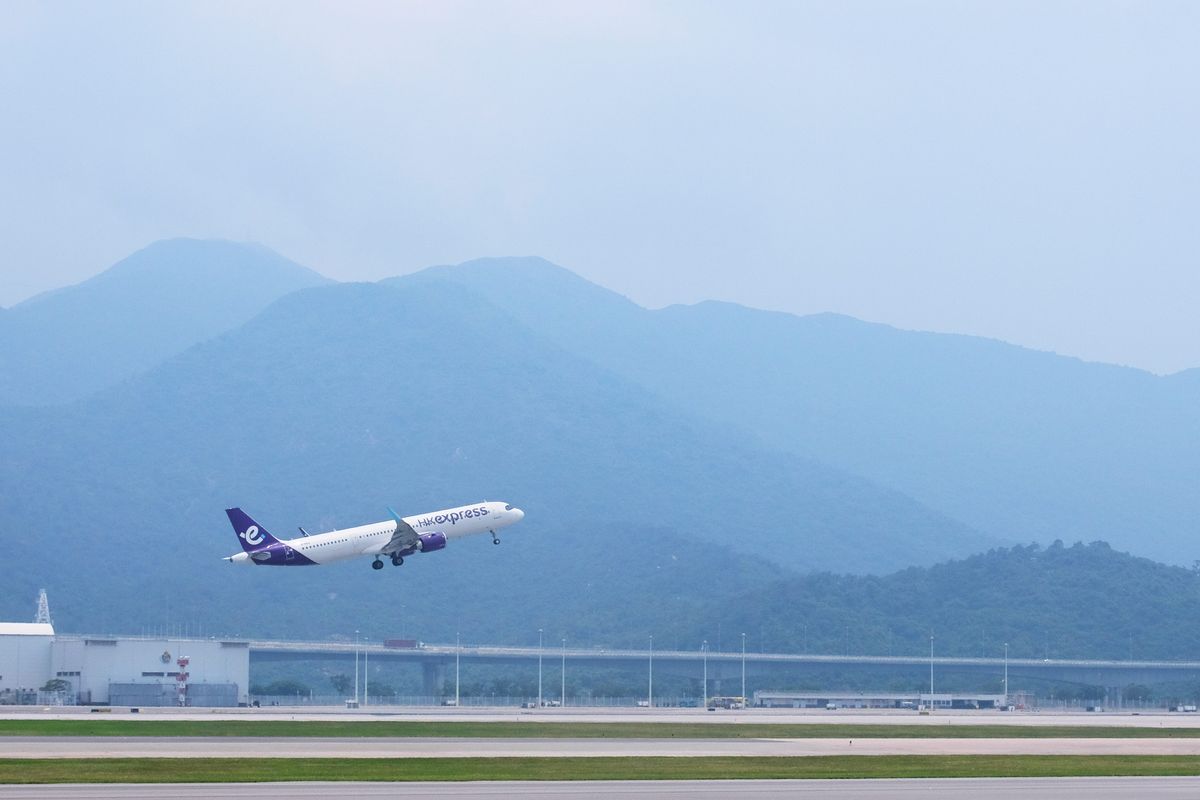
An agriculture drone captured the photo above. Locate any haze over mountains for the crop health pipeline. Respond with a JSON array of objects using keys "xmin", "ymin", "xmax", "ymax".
[
  {"xmin": 391, "ymin": 258, "xmax": 1200, "ymax": 561},
  {"xmin": 0, "ymin": 240, "xmax": 329, "ymax": 406},
  {"xmin": 1, "ymin": 239, "xmax": 1196, "ymax": 652}
]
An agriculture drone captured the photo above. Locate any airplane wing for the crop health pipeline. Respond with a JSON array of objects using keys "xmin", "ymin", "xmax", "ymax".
[{"xmin": 380, "ymin": 507, "xmax": 420, "ymax": 554}]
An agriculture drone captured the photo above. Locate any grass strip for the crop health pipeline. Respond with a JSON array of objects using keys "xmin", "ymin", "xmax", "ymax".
[
  {"xmin": 2, "ymin": 756, "xmax": 1200, "ymax": 783},
  {"xmin": 4, "ymin": 720, "xmax": 1200, "ymax": 739}
]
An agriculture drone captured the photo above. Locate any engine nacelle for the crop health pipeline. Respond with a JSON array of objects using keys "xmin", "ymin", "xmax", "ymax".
[{"xmin": 417, "ymin": 532, "xmax": 447, "ymax": 553}]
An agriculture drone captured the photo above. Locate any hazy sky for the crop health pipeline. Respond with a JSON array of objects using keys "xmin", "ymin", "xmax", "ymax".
[{"xmin": 2, "ymin": 1, "xmax": 1197, "ymax": 373}]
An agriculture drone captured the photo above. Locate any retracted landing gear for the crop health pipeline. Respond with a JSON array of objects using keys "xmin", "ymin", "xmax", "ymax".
[
  {"xmin": 491, "ymin": 529, "xmax": 501, "ymax": 545},
  {"xmin": 391, "ymin": 554, "xmax": 404, "ymax": 567},
  {"xmin": 371, "ymin": 558, "xmax": 384, "ymax": 570}
]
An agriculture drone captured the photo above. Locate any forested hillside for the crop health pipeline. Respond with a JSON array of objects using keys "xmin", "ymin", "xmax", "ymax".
[{"xmin": 685, "ymin": 541, "xmax": 1200, "ymax": 661}]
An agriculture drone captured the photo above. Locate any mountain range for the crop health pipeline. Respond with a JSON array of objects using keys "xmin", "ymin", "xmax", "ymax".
[
  {"xmin": 0, "ymin": 239, "xmax": 329, "ymax": 406},
  {"xmin": 389, "ymin": 257, "xmax": 1200, "ymax": 561},
  {"xmin": 0, "ymin": 239, "xmax": 1196, "ymax": 652}
]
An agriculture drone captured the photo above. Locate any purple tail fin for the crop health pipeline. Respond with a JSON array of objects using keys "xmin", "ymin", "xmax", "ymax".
[{"xmin": 226, "ymin": 508, "xmax": 282, "ymax": 553}]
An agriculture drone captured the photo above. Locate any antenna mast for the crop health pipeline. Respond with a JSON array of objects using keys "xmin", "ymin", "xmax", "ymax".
[{"xmin": 34, "ymin": 589, "xmax": 52, "ymax": 625}]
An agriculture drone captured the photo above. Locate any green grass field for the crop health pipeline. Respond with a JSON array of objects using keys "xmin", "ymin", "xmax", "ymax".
[
  {"xmin": 1, "ymin": 756, "xmax": 1199, "ymax": 783},
  {"xmin": 2, "ymin": 719, "xmax": 1200, "ymax": 739}
]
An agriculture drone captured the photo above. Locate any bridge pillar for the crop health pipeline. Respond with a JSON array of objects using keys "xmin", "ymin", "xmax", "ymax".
[{"xmin": 422, "ymin": 661, "xmax": 447, "ymax": 697}]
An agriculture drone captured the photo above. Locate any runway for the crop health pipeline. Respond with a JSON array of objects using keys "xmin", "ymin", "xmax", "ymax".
[
  {"xmin": 6, "ymin": 706, "xmax": 1200, "ymax": 728},
  {"xmin": 6, "ymin": 736, "xmax": 1200, "ymax": 758},
  {"xmin": 2, "ymin": 778, "xmax": 1200, "ymax": 799}
]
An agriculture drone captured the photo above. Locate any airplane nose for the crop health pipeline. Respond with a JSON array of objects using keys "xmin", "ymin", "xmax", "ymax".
[{"xmin": 512, "ymin": 508, "xmax": 525, "ymax": 522}]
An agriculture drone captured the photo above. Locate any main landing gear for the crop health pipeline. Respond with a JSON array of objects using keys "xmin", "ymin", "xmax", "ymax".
[
  {"xmin": 391, "ymin": 554, "xmax": 404, "ymax": 567},
  {"xmin": 371, "ymin": 558, "xmax": 384, "ymax": 570},
  {"xmin": 491, "ymin": 529, "xmax": 501, "ymax": 545}
]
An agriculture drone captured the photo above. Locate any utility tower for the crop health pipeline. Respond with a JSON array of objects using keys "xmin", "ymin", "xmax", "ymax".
[{"xmin": 34, "ymin": 589, "xmax": 52, "ymax": 626}]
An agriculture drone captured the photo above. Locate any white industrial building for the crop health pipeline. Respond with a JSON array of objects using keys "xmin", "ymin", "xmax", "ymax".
[
  {"xmin": 51, "ymin": 636, "xmax": 249, "ymax": 706},
  {"xmin": 0, "ymin": 622, "xmax": 55, "ymax": 703},
  {"xmin": 1, "ymin": 606, "xmax": 248, "ymax": 706}
]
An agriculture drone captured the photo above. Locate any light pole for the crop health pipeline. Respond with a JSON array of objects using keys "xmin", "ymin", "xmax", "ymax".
[
  {"xmin": 561, "ymin": 638, "xmax": 566, "ymax": 707},
  {"xmin": 455, "ymin": 632, "xmax": 461, "ymax": 707},
  {"xmin": 364, "ymin": 636, "xmax": 369, "ymax": 707},
  {"xmin": 702, "ymin": 639, "xmax": 708, "ymax": 710},
  {"xmin": 648, "ymin": 634, "xmax": 654, "ymax": 708},
  {"xmin": 354, "ymin": 629, "xmax": 360, "ymax": 706},
  {"xmin": 741, "ymin": 632, "xmax": 746, "ymax": 704},
  {"xmin": 929, "ymin": 634, "xmax": 934, "ymax": 706},
  {"xmin": 1003, "ymin": 642, "xmax": 1009, "ymax": 705},
  {"xmin": 538, "ymin": 628, "xmax": 544, "ymax": 709}
]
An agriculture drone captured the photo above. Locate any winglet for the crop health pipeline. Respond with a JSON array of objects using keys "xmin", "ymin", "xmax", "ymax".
[{"xmin": 387, "ymin": 506, "xmax": 403, "ymax": 522}]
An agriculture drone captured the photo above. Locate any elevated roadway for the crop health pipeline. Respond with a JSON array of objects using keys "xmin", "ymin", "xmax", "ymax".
[{"xmin": 248, "ymin": 639, "xmax": 1200, "ymax": 694}]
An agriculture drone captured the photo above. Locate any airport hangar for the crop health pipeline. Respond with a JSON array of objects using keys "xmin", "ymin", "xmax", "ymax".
[{"xmin": 0, "ymin": 621, "xmax": 248, "ymax": 706}]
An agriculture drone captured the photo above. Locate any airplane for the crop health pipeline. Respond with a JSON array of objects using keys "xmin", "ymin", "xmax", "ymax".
[{"xmin": 223, "ymin": 501, "xmax": 525, "ymax": 570}]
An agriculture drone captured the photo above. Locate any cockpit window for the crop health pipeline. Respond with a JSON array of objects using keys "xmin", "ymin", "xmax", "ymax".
[{"xmin": 504, "ymin": 504, "xmax": 513, "ymax": 511}]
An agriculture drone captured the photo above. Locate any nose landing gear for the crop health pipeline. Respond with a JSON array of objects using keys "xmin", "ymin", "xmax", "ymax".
[{"xmin": 490, "ymin": 529, "xmax": 500, "ymax": 545}]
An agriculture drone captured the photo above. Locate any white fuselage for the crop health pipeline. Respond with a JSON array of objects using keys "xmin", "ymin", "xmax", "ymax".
[{"xmin": 228, "ymin": 501, "xmax": 524, "ymax": 565}]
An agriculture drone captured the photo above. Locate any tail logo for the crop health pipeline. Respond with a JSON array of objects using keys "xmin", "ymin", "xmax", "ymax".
[{"xmin": 241, "ymin": 525, "xmax": 264, "ymax": 547}]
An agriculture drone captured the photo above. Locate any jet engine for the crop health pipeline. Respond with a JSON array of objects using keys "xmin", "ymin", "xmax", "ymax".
[{"xmin": 418, "ymin": 532, "xmax": 447, "ymax": 553}]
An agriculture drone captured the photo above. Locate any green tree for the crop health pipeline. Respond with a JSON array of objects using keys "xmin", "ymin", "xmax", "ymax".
[
  {"xmin": 329, "ymin": 673, "xmax": 353, "ymax": 695},
  {"xmin": 40, "ymin": 678, "xmax": 71, "ymax": 692}
]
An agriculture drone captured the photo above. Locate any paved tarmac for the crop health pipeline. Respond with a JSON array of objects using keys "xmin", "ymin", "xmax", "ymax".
[
  {"xmin": 5, "ymin": 735, "xmax": 1200, "ymax": 758},
  {"xmin": 5, "ymin": 706, "xmax": 1200, "ymax": 728},
  {"xmin": 2, "ymin": 778, "xmax": 1200, "ymax": 799}
]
